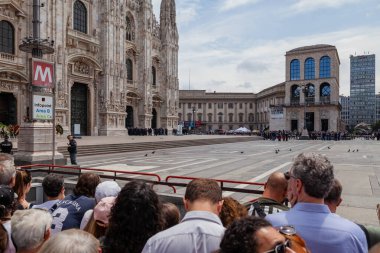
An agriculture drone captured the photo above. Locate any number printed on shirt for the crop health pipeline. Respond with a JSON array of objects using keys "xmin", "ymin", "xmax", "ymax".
[{"xmin": 51, "ymin": 207, "xmax": 69, "ymax": 233}]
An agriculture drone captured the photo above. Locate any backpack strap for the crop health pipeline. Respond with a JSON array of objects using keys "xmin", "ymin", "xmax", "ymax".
[{"xmin": 252, "ymin": 201, "xmax": 267, "ymax": 218}]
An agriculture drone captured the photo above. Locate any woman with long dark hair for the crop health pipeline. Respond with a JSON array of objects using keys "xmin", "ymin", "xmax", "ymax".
[{"xmin": 103, "ymin": 181, "xmax": 163, "ymax": 253}]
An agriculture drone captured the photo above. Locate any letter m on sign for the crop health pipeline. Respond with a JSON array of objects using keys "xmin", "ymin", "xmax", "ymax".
[{"xmin": 32, "ymin": 60, "xmax": 54, "ymax": 88}]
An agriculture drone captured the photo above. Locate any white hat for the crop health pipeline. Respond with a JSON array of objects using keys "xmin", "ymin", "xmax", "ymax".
[{"xmin": 95, "ymin": 181, "xmax": 121, "ymax": 202}]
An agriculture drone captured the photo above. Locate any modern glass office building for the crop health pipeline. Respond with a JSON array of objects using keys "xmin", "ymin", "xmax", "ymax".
[{"xmin": 349, "ymin": 54, "xmax": 376, "ymax": 128}]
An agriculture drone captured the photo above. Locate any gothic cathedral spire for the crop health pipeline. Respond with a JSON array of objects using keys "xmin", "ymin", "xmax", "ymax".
[{"xmin": 160, "ymin": 0, "xmax": 178, "ymax": 43}]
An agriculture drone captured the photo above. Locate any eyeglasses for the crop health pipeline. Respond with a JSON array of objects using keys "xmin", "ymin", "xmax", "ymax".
[{"xmin": 263, "ymin": 239, "xmax": 291, "ymax": 253}]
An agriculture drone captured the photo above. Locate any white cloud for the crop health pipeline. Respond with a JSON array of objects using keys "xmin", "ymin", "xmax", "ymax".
[
  {"xmin": 289, "ymin": 0, "xmax": 361, "ymax": 13},
  {"xmin": 220, "ymin": 0, "xmax": 261, "ymax": 11},
  {"xmin": 179, "ymin": 26, "xmax": 380, "ymax": 95}
]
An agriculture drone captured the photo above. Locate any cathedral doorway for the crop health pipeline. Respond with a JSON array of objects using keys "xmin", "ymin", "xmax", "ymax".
[
  {"xmin": 71, "ymin": 83, "xmax": 88, "ymax": 136},
  {"xmin": 0, "ymin": 92, "xmax": 17, "ymax": 125},
  {"xmin": 125, "ymin": 106, "xmax": 134, "ymax": 128},
  {"xmin": 152, "ymin": 108, "xmax": 157, "ymax": 129}
]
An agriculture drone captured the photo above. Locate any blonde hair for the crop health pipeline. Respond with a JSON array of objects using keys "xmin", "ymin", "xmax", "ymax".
[{"xmin": 39, "ymin": 229, "xmax": 99, "ymax": 253}]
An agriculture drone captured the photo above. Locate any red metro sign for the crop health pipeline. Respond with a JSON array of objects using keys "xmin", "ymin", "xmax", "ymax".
[{"xmin": 32, "ymin": 60, "xmax": 54, "ymax": 88}]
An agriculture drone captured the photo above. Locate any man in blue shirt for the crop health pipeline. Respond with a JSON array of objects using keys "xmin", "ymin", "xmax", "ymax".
[
  {"xmin": 50, "ymin": 173, "xmax": 99, "ymax": 234},
  {"xmin": 266, "ymin": 153, "xmax": 367, "ymax": 253},
  {"xmin": 142, "ymin": 178, "xmax": 225, "ymax": 253}
]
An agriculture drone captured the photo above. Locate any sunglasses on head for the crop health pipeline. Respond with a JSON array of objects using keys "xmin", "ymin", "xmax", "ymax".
[{"xmin": 263, "ymin": 239, "xmax": 291, "ymax": 253}]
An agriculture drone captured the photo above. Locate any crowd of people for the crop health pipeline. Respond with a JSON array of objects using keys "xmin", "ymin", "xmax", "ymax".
[
  {"xmin": 127, "ymin": 128, "xmax": 170, "ymax": 136},
  {"xmin": 1, "ymin": 151, "xmax": 380, "ymax": 253}
]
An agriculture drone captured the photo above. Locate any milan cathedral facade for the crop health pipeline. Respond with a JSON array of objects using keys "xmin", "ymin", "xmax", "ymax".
[{"xmin": 0, "ymin": 0, "xmax": 179, "ymax": 136}]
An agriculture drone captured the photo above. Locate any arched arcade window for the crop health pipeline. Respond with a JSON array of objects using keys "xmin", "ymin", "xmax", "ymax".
[
  {"xmin": 319, "ymin": 56, "xmax": 331, "ymax": 78},
  {"xmin": 291, "ymin": 85, "xmax": 300, "ymax": 105},
  {"xmin": 304, "ymin": 58, "xmax": 315, "ymax": 80},
  {"xmin": 73, "ymin": 0, "xmax": 87, "ymax": 33},
  {"xmin": 291, "ymin": 85, "xmax": 300, "ymax": 98},
  {"xmin": 126, "ymin": 59, "xmax": 133, "ymax": 81},
  {"xmin": 320, "ymin": 83, "xmax": 331, "ymax": 97},
  {"xmin": 306, "ymin": 84, "xmax": 315, "ymax": 97},
  {"xmin": 0, "ymin": 21, "xmax": 14, "ymax": 54},
  {"xmin": 290, "ymin": 59, "xmax": 300, "ymax": 80}
]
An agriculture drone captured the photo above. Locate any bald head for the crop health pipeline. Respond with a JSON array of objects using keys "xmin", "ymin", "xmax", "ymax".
[
  {"xmin": 262, "ymin": 172, "xmax": 288, "ymax": 203},
  {"xmin": 266, "ymin": 172, "xmax": 288, "ymax": 192}
]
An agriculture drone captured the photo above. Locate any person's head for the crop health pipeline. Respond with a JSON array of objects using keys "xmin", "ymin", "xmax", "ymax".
[
  {"xmin": 184, "ymin": 178, "xmax": 223, "ymax": 215},
  {"xmin": 263, "ymin": 172, "xmax": 289, "ymax": 204},
  {"xmin": 73, "ymin": 173, "xmax": 100, "ymax": 198},
  {"xmin": 94, "ymin": 196, "xmax": 115, "ymax": 227},
  {"xmin": 0, "ymin": 154, "xmax": 16, "ymax": 187},
  {"xmin": 0, "ymin": 185, "xmax": 15, "ymax": 220},
  {"xmin": 219, "ymin": 216, "xmax": 294, "ymax": 253},
  {"xmin": 42, "ymin": 174, "xmax": 65, "ymax": 200},
  {"xmin": 287, "ymin": 153, "xmax": 334, "ymax": 206},
  {"xmin": 95, "ymin": 181, "xmax": 121, "ymax": 203},
  {"xmin": 67, "ymin": 135, "xmax": 73, "ymax": 140},
  {"xmin": 161, "ymin": 202, "xmax": 180, "ymax": 230},
  {"xmin": 4, "ymin": 135, "xmax": 9, "ymax": 141},
  {"xmin": 11, "ymin": 209, "xmax": 52, "ymax": 252},
  {"xmin": 324, "ymin": 178, "xmax": 343, "ymax": 213},
  {"xmin": 38, "ymin": 229, "xmax": 100, "ymax": 253},
  {"xmin": 220, "ymin": 197, "xmax": 248, "ymax": 227},
  {"xmin": 370, "ymin": 242, "xmax": 380, "ymax": 253},
  {"xmin": 13, "ymin": 170, "xmax": 32, "ymax": 198},
  {"xmin": 104, "ymin": 180, "xmax": 163, "ymax": 253},
  {"xmin": 85, "ymin": 197, "xmax": 116, "ymax": 238}
]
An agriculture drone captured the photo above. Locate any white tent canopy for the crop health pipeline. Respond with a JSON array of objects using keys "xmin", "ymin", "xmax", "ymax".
[{"xmin": 234, "ymin": 127, "xmax": 251, "ymax": 133}]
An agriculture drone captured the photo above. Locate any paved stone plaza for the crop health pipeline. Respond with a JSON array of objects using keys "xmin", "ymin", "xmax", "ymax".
[{"xmin": 64, "ymin": 136, "xmax": 380, "ymax": 226}]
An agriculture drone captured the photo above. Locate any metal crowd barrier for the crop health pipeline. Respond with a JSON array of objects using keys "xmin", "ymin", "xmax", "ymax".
[{"xmin": 18, "ymin": 164, "xmax": 265, "ymax": 197}]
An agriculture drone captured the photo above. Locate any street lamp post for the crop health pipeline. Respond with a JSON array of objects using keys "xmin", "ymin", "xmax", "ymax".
[
  {"xmin": 300, "ymin": 84, "xmax": 310, "ymax": 140},
  {"xmin": 192, "ymin": 106, "xmax": 197, "ymax": 133}
]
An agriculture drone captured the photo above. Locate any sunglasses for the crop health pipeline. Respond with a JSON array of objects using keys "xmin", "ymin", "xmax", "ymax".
[{"xmin": 263, "ymin": 239, "xmax": 291, "ymax": 253}]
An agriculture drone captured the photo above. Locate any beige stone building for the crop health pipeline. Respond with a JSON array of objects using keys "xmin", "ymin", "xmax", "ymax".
[
  {"xmin": 179, "ymin": 44, "xmax": 341, "ymax": 133},
  {"xmin": 0, "ymin": 0, "xmax": 179, "ymax": 136},
  {"xmin": 283, "ymin": 44, "xmax": 341, "ymax": 132},
  {"xmin": 179, "ymin": 83, "xmax": 285, "ymax": 132}
]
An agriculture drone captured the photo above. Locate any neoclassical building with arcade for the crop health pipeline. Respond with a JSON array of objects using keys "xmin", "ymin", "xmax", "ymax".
[
  {"xmin": 0, "ymin": 0, "xmax": 179, "ymax": 136},
  {"xmin": 179, "ymin": 44, "xmax": 342, "ymax": 133}
]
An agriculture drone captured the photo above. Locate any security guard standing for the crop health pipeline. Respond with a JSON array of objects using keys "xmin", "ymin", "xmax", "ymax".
[{"xmin": 0, "ymin": 135, "xmax": 13, "ymax": 154}]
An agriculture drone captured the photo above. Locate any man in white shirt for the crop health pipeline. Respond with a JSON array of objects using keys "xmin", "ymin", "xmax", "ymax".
[{"xmin": 142, "ymin": 178, "xmax": 225, "ymax": 253}]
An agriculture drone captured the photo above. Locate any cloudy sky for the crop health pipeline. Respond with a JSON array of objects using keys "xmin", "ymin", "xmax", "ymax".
[{"xmin": 152, "ymin": 0, "xmax": 380, "ymax": 96}]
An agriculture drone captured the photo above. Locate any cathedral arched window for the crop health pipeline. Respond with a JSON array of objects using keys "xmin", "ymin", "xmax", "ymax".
[
  {"xmin": 152, "ymin": 66, "xmax": 156, "ymax": 86},
  {"xmin": 290, "ymin": 59, "xmax": 300, "ymax": 80},
  {"xmin": 126, "ymin": 59, "xmax": 133, "ymax": 81},
  {"xmin": 320, "ymin": 56, "xmax": 331, "ymax": 78},
  {"xmin": 126, "ymin": 16, "xmax": 135, "ymax": 41},
  {"xmin": 304, "ymin": 58, "xmax": 315, "ymax": 80},
  {"xmin": 73, "ymin": 1, "xmax": 87, "ymax": 34},
  {"xmin": 0, "ymin": 21, "xmax": 14, "ymax": 54}
]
